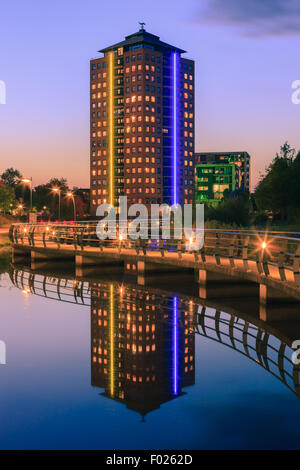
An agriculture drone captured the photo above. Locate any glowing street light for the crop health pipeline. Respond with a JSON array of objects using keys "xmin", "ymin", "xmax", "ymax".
[
  {"xmin": 20, "ymin": 177, "xmax": 33, "ymax": 212},
  {"xmin": 51, "ymin": 187, "xmax": 61, "ymax": 221},
  {"xmin": 66, "ymin": 191, "xmax": 76, "ymax": 221}
]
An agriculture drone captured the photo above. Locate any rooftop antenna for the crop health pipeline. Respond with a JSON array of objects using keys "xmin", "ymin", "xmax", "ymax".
[{"xmin": 139, "ymin": 22, "xmax": 146, "ymax": 31}]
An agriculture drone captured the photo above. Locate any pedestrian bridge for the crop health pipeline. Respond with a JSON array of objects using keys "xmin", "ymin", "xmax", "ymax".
[{"xmin": 9, "ymin": 223, "xmax": 300, "ymax": 307}]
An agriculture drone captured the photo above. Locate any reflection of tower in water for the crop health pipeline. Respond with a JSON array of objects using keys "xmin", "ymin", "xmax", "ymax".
[
  {"xmin": 9, "ymin": 267, "xmax": 300, "ymax": 403},
  {"xmin": 91, "ymin": 282, "xmax": 195, "ymax": 417}
]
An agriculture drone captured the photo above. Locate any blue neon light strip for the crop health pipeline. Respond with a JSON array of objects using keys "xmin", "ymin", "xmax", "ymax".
[
  {"xmin": 173, "ymin": 53, "xmax": 177, "ymax": 206},
  {"xmin": 173, "ymin": 296, "xmax": 178, "ymax": 395}
]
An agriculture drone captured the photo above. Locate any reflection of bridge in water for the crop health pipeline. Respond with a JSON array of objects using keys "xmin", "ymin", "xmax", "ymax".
[{"xmin": 10, "ymin": 265, "xmax": 300, "ymax": 413}]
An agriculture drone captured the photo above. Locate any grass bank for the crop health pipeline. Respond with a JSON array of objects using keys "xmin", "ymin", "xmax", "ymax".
[
  {"xmin": 0, "ymin": 233, "xmax": 11, "ymax": 267},
  {"xmin": 0, "ymin": 257, "xmax": 10, "ymax": 274},
  {"xmin": 0, "ymin": 214, "xmax": 15, "ymax": 228},
  {"xmin": 0, "ymin": 215, "xmax": 17, "ymax": 268}
]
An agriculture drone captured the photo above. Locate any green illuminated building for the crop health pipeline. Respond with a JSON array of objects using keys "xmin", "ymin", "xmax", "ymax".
[
  {"xmin": 195, "ymin": 163, "xmax": 240, "ymax": 205},
  {"xmin": 194, "ymin": 151, "xmax": 250, "ymax": 205}
]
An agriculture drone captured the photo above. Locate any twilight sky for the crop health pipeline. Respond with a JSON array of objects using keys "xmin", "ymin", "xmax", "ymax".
[{"xmin": 0, "ymin": 0, "xmax": 299, "ymax": 190}]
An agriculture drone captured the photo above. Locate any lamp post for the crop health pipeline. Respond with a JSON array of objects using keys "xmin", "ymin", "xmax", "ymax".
[
  {"xmin": 66, "ymin": 191, "xmax": 76, "ymax": 221},
  {"xmin": 20, "ymin": 177, "xmax": 33, "ymax": 212},
  {"xmin": 52, "ymin": 187, "xmax": 61, "ymax": 221}
]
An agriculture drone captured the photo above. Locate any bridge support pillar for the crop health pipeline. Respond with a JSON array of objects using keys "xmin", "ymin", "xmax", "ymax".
[
  {"xmin": 197, "ymin": 269, "xmax": 229, "ymax": 285},
  {"xmin": 260, "ymin": 303, "xmax": 300, "ymax": 322},
  {"xmin": 31, "ymin": 250, "xmax": 50, "ymax": 270},
  {"xmin": 75, "ymin": 266, "xmax": 87, "ymax": 278},
  {"xmin": 75, "ymin": 255, "xmax": 122, "ymax": 277},
  {"xmin": 196, "ymin": 269, "xmax": 249, "ymax": 285},
  {"xmin": 75, "ymin": 255, "xmax": 99, "ymax": 277},
  {"xmin": 259, "ymin": 284, "xmax": 300, "ymax": 321},
  {"xmin": 124, "ymin": 261, "xmax": 180, "ymax": 286},
  {"xmin": 124, "ymin": 261, "xmax": 146, "ymax": 285},
  {"xmin": 12, "ymin": 247, "xmax": 28, "ymax": 263},
  {"xmin": 259, "ymin": 284, "xmax": 298, "ymax": 305},
  {"xmin": 75, "ymin": 254, "xmax": 99, "ymax": 266},
  {"xmin": 197, "ymin": 270, "xmax": 223, "ymax": 297},
  {"xmin": 196, "ymin": 269, "xmax": 257, "ymax": 299}
]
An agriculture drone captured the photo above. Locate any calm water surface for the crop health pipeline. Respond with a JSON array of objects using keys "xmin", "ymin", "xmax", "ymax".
[{"xmin": 1, "ymin": 264, "xmax": 300, "ymax": 450}]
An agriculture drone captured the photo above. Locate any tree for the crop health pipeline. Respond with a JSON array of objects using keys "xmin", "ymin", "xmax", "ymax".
[
  {"xmin": 277, "ymin": 141, "xmax": 296, "ymax": 162},
  {"xmin": 1, "ymin": 168, "xmax": 22, "ymax": 188},
  {"xmin": 205, "ymin": 191, "xmax": 251, "ymax": 226},
  {"xmin": 0, "ymin": 184, "xmax": 16, "ymax": 213},
  {"xmin": 33, "ymin": 177, "xmax": 72, "ymax": 219},
  {"xmin": 74, "ymin": 195, "xmax": 86, "ymax": 218},
  {"xmin": 47, "ymin": 178, "xmax": 69, "ymax": 191},
  {"xmin": 288, "ymin": 151, "xmax": 300, "ymax": 209}
]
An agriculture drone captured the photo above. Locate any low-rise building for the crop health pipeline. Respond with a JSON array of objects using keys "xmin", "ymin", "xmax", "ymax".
[{"xmin": 194, "ymin": 151, "xmax": 250, "ymax": 204}]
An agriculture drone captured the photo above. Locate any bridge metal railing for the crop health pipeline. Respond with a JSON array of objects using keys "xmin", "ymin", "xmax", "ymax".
[
  {"xmin": 9, "ymin": 222, "xmax": 300, "ymax": 286},
  {"xmin": 194, "ymin": 307, "xmax": 299, "ymax": 397}
]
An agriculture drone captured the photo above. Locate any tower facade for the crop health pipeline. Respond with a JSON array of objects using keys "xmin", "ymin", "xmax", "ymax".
[{"xmin": 90, "ymin": 27, "xmax": 195, "ymax": 215}]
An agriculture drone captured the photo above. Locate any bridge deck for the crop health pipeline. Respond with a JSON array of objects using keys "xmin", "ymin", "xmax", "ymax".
[{"xmin": 11, "ymin": 237, "xmax": 300, "ymax": 300}]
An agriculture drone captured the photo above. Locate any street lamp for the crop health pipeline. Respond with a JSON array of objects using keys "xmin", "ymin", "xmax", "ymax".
[
  {"xmin": 66, "ymin": 191, "xmax": 76, "ymax": 221},
  {"xmin": 18, "ymin": 204, "xmax": 23, "ymax": 216},
  {"xmin": 52, "ymin": 187, "xmax": 61, "ymax": 221},
  {"xmin": 20, "ymin": 177, "xmax": 33, "ymax": 212}
]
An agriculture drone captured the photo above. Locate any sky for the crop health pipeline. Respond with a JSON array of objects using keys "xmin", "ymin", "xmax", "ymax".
[{"xmin": 0, "ymin": 0, "xmax": 299, "ymax": 190}]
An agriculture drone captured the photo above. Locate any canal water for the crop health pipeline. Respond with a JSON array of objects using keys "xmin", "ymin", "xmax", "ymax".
[{"xmin": 1, "ymin": 262, "xmax": 300, "ymax": 450}]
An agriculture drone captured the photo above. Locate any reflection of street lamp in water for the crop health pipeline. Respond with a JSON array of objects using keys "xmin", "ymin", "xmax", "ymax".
[
  {"xmin": 66, "ymin": 192, "xmax": 76, "ymax": 221},
  {"xmin": 52, "ymin": 187, "xmax": 61, "ymax": 220}
]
